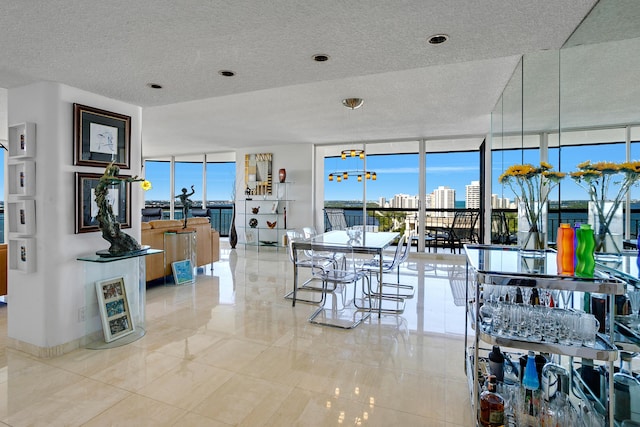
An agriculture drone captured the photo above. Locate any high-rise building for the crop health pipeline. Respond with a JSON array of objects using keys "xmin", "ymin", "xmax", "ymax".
[
  {"xmin": 425, "ymin": 193, "xmax": 433, "ymax": 210},
  {"xmin": 491, "ymin": 194, "xmax": 513, "ymax": 209},
  {"xmin": 391, "ymin": 193, "xmax": 419, "ymax": 209},
  {"xmin": 432, "ymin": 186, "xmax": 456, "ymax": 217},
  {"xmin": 466, "ymin": 180, "xmax": 480, "ymax": 209}
]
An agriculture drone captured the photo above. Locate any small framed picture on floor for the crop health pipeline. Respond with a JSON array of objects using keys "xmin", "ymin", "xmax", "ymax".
[{"xmin": 95, "ymin": 277, "xmax": 135, "ymax": 342}]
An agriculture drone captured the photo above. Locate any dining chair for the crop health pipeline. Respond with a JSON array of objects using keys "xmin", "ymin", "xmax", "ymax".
[
  {"xmin": 359, "ymin": 233, "xmax": 413, "ymax": 314},
  {"xmin": 284, "ymin": 229, "xmax": 333, "ymax": 305},
  {"xmin": 301, "ymin": 226, "xmax": 346, "ymax": 268},
  {"xmin": 308, "ymin": 241, "xmax": 372, "ymax": 329}
]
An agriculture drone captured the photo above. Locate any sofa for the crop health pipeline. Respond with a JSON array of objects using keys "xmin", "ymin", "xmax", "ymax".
[{"xmin": 141, "ymin": 217, "xmax": 220, "ymax": 283}]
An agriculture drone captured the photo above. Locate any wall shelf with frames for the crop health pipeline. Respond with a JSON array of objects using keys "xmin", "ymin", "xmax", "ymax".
[
  {"xmin": 7, "ymin": 122, "xmax": 37, "ymax": 274},
  {"xmin": 7, "ymin": 122, "xmax": 36, "ymax": 158},
  {"xmin": 242, "ymin": 181, "xmax": 292, "ymax": 249}
]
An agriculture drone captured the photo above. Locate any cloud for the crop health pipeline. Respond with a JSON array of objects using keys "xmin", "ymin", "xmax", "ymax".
[{"xmin": 377, "ymin": 166, "xmax": 477, "ymax": 174}]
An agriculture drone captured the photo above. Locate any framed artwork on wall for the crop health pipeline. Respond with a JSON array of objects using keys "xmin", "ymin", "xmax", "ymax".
[
  {"xmin": 244, "ymin": 153, "xmax": 272, "ymax": 196},
  {"xmin": 7, "ymin": 160, "xmax": 36, "ymax": 197},
  {"xmin": 95, "ymin": 277, "xmax": 135, "ymax": 343},
  {"xmin": 8, "ymin": 237, "xmax": 36, "ymax": 273},
  {"xmin": 73, "ymin": 103, "xmax": 131, "ymax": 169},
  {"xmin": 7, "ymin": 199, "xmax": 36, "ymax": 235},
  {"xmin": 75, "ymin": 172, "xmax": 131, "ymax": 234}
]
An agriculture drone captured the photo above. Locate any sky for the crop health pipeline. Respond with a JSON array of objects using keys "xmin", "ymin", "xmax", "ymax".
[
  {"xmin": 143, "ymin": 161, "xmax": 236, "ymax": 202},
  {"xmin": 2, "ymin": 142, "xmax": 639, "ymax": 203},
  {"xmin": 324, "ymin": 152, "xmax": 481, "ymax": 201}
]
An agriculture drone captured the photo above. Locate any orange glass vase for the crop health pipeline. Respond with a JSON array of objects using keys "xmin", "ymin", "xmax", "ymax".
[{"xmin": 556, "ymin": 223, "xmax": 575, "ymax": 275}]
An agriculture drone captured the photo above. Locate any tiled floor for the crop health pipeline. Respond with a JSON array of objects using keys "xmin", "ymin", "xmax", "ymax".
[{"xmin": 0, "ymin": 243, "xmax": 475, "ymax": 426}]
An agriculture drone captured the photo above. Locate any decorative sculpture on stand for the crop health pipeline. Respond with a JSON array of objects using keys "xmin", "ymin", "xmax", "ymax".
[
  {"xmin": 95, "ymin": 162, "xmax": 151, "ymax": 256},
  {"xmin": 175, "ymin": 185, "xmax": 195, "ymax": 229}
]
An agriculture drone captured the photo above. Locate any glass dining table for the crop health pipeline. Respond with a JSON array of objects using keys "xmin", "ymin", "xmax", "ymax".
[{"xmin": 290, "ymin": 230, "xmax": 399, "ymax": 317}]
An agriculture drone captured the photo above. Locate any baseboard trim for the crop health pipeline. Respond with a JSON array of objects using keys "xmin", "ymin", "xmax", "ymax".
[{"xmin": 7, "ymin": 336, "xmax": 82, "ymax": 358}]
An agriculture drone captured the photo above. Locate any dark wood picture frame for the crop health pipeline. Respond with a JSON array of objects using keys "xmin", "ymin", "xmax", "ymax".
[
  {"xmin": 73, "ymin": 103, "xmax": 131, "ymax": 169},
  {"xmin": 75, "ymin": 172, "xmax": 131, "ymax": 234}
]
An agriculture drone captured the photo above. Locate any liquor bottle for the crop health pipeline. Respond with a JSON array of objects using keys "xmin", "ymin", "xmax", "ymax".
[
  {"xmin": 575, "ymin": 224, "xmax": 595, "ymax": 278},
  {"xmin": 614, "ymin": 353, "xmax": 640, "ymax": 423},
  {"xmin": 556, "ymin": 223, "xmax": 575, "ymax": 275},
  {"xmin": 488, "ymin": 345, "xmax": 505, "ymax": 383},
  {"xmin": 530, "ymin": 288, "xmax": 540, "ymax": 306},
  {"xmin": 515, "ymin": 287, "xmax": 523, "ymax": 304},
  {"xmin": 479, "ymin": 375, "xmax": 505, "ymax": 427}
]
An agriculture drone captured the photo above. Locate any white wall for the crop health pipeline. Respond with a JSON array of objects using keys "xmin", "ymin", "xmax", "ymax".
[
  {"xmin": 234, "ymin": 145, "xmax": 314, "ymax": 240},
  {"xmin": 7, "ymin": 82, "xmax": 142, "ymax": 350}
]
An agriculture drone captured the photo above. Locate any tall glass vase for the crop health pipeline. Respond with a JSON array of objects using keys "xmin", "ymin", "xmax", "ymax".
[
  {"xmin": 517, "ymin": 201, "xmax": 547, "ymax": 252},
  {"xmin": 588, "ymin": 201, "xmax": 623, "ymax": 254}
]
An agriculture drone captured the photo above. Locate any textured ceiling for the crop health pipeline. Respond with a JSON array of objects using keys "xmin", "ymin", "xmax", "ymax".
[{"xmin": 0, "ymin": 0, "xmax": 599, "ymax": 157}]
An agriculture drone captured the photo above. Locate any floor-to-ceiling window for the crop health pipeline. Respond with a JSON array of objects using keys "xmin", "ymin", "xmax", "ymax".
[
  {"xmin": 143, "ymin": 160, "xmax": 171, "ymax": 218},
  {"xmin": 425, "ymin": 150, "xmax": 480, "ymax": 215},
  {"xmin": 205, "ymin": 160, "xmax": 235, "ymax": 235},
  {"xmin": 143, "ymin": 157, "xmax": 235, "ymax": 235},
  {"xmin": 174, "ymin": 161, "xmax": 204, "ymax": 218},
  {"xmin": 320, "ymin": 138, "xmax": 482, "ymax": 252}
]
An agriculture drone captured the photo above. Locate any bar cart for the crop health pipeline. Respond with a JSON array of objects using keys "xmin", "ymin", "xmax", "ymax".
[{"xmin": 464, "ymin": 244, "xmax": 625, "ymax": 426}]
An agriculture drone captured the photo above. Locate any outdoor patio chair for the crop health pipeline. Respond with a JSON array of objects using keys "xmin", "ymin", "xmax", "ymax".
[
  {"xmin": 325, "ymin": 208, "xmax": 348, "ymax": 231},
  {"xmin": 430, "ymin": 211, "xmax": 479, "ymax": 253}
]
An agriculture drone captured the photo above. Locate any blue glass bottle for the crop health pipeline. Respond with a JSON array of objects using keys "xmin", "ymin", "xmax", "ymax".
[
  {"xmin": 522, "ymin": 351, "xmax": 540, "ymax": 390},
  {"xmin": 576, "ymin": 224, "xmax": 595, "ymax": 278},
  {"xmin": 522, "ymin": 351, "xmax": 540, "ymax": 418}
]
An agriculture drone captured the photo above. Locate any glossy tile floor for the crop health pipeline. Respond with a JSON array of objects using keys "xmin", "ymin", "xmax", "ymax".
[{"xmin": 0, "ymin": 243, "xmax": 474, "ymax": 426}]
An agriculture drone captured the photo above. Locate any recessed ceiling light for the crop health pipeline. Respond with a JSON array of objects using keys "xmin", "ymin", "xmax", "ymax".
[
  {"xmin": 312, "ymin": 54, "xmax": 330, "ymax": 62},
  {"xmin": 428, "ymin": 34, "xmax": 449, "ymax": 45},
  {"xmin": 342, "ymin": 98, "xmax": 364, "ymax": 110},
  {"xmin": 147, "ymin": 83, "xmax": 163, "ymax": 89},
  {"xmin": 218, "ymin": 70, "xmax": 235, "ymax": 77}
]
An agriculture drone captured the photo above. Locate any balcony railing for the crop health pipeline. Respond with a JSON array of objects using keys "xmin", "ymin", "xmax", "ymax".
[
  {"xmin": 143, "ymin": 204, "xmax": 234, "ymax": 237},
  {"xmin": 324, "ymin": 206, "xmax": 640, "ymax": 245}
]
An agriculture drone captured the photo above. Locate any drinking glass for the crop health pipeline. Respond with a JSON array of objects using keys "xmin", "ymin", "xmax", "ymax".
[
  {"xmin": 528, "ymin": 306, "xmax": 543, "ymax": 342},
  {"xmin": 509, "ymin": 304, "xmax": 523, "ymax": 338},
  {"xmin": 577, "ymin": 313, "xmax": 599, "ymax": 347},
  {"xmin": 521, "ymin": 286, "xmax": 533, "ymax": 305},
  {"xmin": 627, "ymin": 289, "xmax": 640, "ymax": 319},
  {"xmin": 551, "ymin": 309, "xmax": 582, "ymax": 345},
  {"xmin": 560, "ymin": 290, "xmax": 573, "ymax": 309}
]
